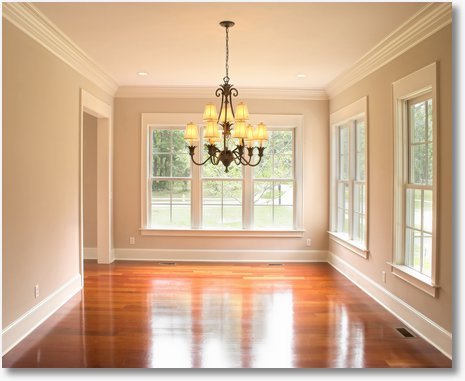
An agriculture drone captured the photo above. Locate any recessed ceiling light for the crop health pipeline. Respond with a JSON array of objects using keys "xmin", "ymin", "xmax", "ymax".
[
  {"xmin": 137, "ymin": 71, "xmax": 149, "ymax": 76},
  {"xmin": 296, "ymin": 73, "xmax": 307, "ymax": 78}
]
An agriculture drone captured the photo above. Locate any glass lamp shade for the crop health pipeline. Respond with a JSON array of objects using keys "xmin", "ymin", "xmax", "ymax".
[
  {"xmin": 254, "ymin": 122, "xmax": 268, "ymax": 146},
  {"xmin": 244, "ymin": 124, "xmax": 255, "ymax": 148},
  {"xmin": 184, "ymin": 122, "xmax": 199, "ymax": 145},
  {"xmin": 219, "ymin": 103, "xmax": 234, "ymax": 124},
  {"xmin": 204, "ymin": 121, "xmax": 219, "ymax": 139},
  {"xmin": 235, "ymin": 102, "xmax": 249, "ymax": 121},
  {"xmin": 203, "ymin": 103, "xmax": 218, "ymax": 122},
  {"xmin": 233, "ymin": 121, "xmax": 247, "ymax": 139}
]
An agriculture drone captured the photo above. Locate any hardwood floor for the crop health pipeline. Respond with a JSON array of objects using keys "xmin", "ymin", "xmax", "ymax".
[{"xmin": 2, "ymin": 261, "xmax": 451, "ymax": 368}]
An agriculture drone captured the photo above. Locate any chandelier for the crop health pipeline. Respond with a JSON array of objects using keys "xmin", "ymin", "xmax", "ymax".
[{"xmin": 184, "ymin": 21, "xmax": 268, "ymax": 173}]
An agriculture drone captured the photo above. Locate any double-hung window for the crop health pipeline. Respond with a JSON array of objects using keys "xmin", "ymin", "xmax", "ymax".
[
  {"xmin": 141, "ymin": 113, "xmax": 303, "ymax": 236},
  {"xmin": 392, "ymin": 63, "xmax": 438, "ymax": 296},
  {"xmin": 329, "ymin": 97, "xmax": 368, "ymax": 256}
]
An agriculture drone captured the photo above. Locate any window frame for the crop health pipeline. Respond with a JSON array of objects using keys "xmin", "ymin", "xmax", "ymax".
[
  {"xmin": 140, "ymin": 113, "xmax": 304, "ymax": 237},
  {"xmin": 391, "ymin": 62, "xmax": 439, "ymax": 297},
  {"xmin": 329, "ymin": 96, "xmax": 368, "ymax": 258}
]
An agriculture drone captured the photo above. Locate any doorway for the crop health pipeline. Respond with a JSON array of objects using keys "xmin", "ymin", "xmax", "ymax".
[{"xmin": 80, "ymin": 89, "xmax": 113, "ymax": 280}]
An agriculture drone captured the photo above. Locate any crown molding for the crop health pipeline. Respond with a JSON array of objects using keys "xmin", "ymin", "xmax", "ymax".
[
  {"xmin": 115, "ymin": 86, "xmax": 328, "ymax": 100},
  {"xmin": 3, "ymin": 2, "xmax": 119, "ymax": 96},
  {"xmin": 326, "ymin": 2, "xmax": 452, "ymax": 99}
]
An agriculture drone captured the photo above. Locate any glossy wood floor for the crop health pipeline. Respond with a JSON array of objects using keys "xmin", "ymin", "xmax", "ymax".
[{"xmin": 2, "ymin": 261, "xmax": 451, "ymax": 368}]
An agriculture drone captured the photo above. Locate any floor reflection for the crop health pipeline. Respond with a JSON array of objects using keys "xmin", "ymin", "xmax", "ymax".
[{"xmin": 145, "ymin": 277, "xmax": 295, "ymax": 368}]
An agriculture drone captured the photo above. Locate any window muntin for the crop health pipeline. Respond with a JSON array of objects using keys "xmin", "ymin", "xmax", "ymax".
[{"xmin": 404, "ymin": 96, "xmax": 433, "ymax": 277}]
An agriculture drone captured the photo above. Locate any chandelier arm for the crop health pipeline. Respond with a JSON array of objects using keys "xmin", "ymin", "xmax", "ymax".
[{"xmin": 189, "ymin": 153, "xmax": 214, "ymax": 166}]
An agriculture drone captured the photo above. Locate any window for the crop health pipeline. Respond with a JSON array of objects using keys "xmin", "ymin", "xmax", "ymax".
[
  {"xmin": 329, "ymin": 97, "xmax": 368, "ymax": 256},
  {"xmin": 392, "ymin": 63, "xmax": 438, "ymax": 296},
  {"xmin": 150, "ymin": 129, "xmax": 191, "ymax": 228},
  {"xmin": 253, "ymin": 130, "xmax": 294, "ymax": 229},
  {"xmin": 140, "ymin": 113, "xmax": 303, "ymax": 236}
]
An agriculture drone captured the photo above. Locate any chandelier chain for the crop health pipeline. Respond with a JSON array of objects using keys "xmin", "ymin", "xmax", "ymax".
[{"xmin": 224, "ymin": 25, "xmax": 230, "ymax": 82}]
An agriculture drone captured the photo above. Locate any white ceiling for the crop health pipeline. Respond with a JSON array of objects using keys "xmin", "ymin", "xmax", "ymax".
[{"xmin": 34, "ymin": 2, "xmax": 425, "ymax": 90}]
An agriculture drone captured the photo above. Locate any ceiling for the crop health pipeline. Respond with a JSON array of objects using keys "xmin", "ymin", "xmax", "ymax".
[{"xmin": 34, "ymin": 2, "xmax": 426, "ymax": 90}]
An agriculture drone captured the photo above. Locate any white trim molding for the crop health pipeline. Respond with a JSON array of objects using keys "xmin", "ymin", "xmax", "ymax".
[
  {"xmin": 114, "ymin": 248, "xmax": 328, "ymax": 263},
  {"xmin": 327, "ymin": 252, "xmax": 452, "ymax": 359},
  {"xmin": 2, "ymin": 2, "xmax": 118, "ymax": 96},
  {"xmin": 326, "ymin": 2, "xmax": 452, "ymax": 98},
  {"xmin": 2, "ymin": 274, "xmax": 82, "ymax": 355},
  {"xmin": 116, "ymin": 86, "xmax": 328, "ymax": 100},
  {"xmin": 140, "ymin": 229, "xmax": 305, "ymax": 238}
]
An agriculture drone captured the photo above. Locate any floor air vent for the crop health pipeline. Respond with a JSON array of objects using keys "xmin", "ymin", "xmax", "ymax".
[
  {"xmin": 396, "ymin": 327, "xmax": 415, "ymax": 338},
  {"xmin": 159, "ymin": 261, "xmax": 176, "ymax": 266},
  {"xmin": 268, "ymin": 263, "xmax": 283, "ymax": 266}
]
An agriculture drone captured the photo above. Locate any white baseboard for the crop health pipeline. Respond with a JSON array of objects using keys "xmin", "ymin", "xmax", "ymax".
[
  {"xmin": 114, "ymin": 248, "xmax": 328, "ymax": 263},
  {"xmin": 327, "ymin": 251, "xmax": 452, "ymax": 359},
  {"xmin": 2, "ymin": 274, "xmax": 82, "ymax": 356},
  {"xmin": 83, "ymin": 247, "xmax": 97, "ymax": 259}
]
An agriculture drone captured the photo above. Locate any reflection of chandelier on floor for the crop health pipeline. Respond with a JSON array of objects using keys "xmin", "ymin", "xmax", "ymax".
[{"xmin": 184, "ymin": 21, "xmax": 268, "ymax": 173}]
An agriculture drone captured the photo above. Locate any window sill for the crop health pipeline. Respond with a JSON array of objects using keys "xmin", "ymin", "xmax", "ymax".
[
  {"xmin": 140, "ymin": 228, "xmax": 305, "ymax": 238},
  {"xmin": 387, "ymin": 263, "xmax": 439, "ymax": 297},
  {"xmin": 328, "ymin": 231, "xmax": 369, "ymax": 259}
]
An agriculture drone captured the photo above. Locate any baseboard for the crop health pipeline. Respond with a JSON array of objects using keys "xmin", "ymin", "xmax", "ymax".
[
  {"xmin": 83, "ymin": 247, "xmax": 97, "ymax": 260},
  {"xmin": 327, "ymin": 251, "xmax": 452, "ymax": 359},
  {"xmin": 2, "ymin": 274, "xmax": 82, "ymax": 356},
  {"xmin": 114, "ymin": 248, "xmax": 328, "ymax": 263}
]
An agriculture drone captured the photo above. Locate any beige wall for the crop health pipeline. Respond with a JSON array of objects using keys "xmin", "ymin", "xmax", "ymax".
[
  {"xmin": 83, "ymin": 112, "xmax": 98, "ymax": 248},
  {"xmin": 2, "ymin": 20, "xmax": 112, "ymax": 327},
  {"xmin": 113, "ymin": 98, "xmax": 329, "ymax": 251},
  {"xmin": 329, "ymin": 25, "xmax": 452, "ymax": 331}
]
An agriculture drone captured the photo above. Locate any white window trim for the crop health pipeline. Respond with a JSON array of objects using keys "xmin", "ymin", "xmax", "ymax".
[
  {"xmin": 392, "ymin": 62, "xmax": 439, "ymax": 297},
  {"xmin": 140, "ymin": 113, "xmax": 304, "ymax": 235},
  {"xmin": 329, "ymin": 96, "xmax": 369, "ymax": 256}
]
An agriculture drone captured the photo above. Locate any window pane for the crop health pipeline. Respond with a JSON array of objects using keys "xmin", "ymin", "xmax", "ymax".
[
  {"xmin": 203, "ymin": 205, "xmax": 221, "ymax": 227},
  {"xmin": 274, "ymin": 206, "xmax": 293, "ymax": 228},
  {"xmin": 353, "ymin": 213, "xmax": 361, "ymax": 242},
  {"xmin": 426, "ymin": 143, "xmax": 433, "ymax": 186},
  {"xmin": 356, "ymin": 121, "xmax": 365, "ymax": 152},
  {"xmin": 406, "ymin": 188, "xmax": 422, "ymax": 230},
  {"xmin": 427, "ymin": 99, "xmax": 433, "ymax": 141},
  {"xmin": 422, "ymin": 233, "xmax": 432, "ymax": 277},
  {"xmin": 274, "ymin": 154, "xmax": 293, "ymax": 179},
  {"xmin": 203, "ymin": 181, "xmax": 221, "ymax": 205},
  {"xmin": 172, "ymin": 205, "xmax": 190, "ymax": 227},
  {"xmin": 172, "ymin": 130, "xmax": 187, "ymax": 152},
  {"xmin": 153, "ymin": 154, "xmax": 171, "ymax": 177},
  {"xmin": 274, "ymin": 182, "xmax": 293, "ymax": 206},
  {"xmin": 254, "ymin": 154, "xmax": 273, "ymax": 179},
  {"xmin": 171, "ymin": 181, "xmax": 190, "ymax": 204},
  {"xmin": 172, "ymin": 153, "xmax": 191, "ymax": 177},
  {"xmin": 153, "ymin": 130, "xmax": 171, "ymax": 153},
  {"xmin": 410, "ymin": 144, "xmax": 427, "ymax": 184},
  {"xmin": 151, "ymin": 206, "xmax": 171, "ymax": 227},
  {"xmin": 222, "ymin": 206, "xmax": 242, "ymax": 228},
  {"xmin": 356, "ymin": 152, "xmax": 365, "ymax": 181},
  {"xmin": 354, "ymin": 183, "xmax": 365, "ymax": 214},
  {"xmin": 152, "ymin": 180, "xmax": 171, "ymax": 204},
  {"xmin": 340, "ymin": 153, "xmax": 349, "ymax": 180},
  {"xmin": 271, "ymin": 131, "xmax": 293, "ymax": 155},
  {"xmin": 405, "ymin": 227, "xmax": 421, "ymax": 272},
  {"xmin": 223, "ymin": 181, "xmax": 242, "ymax": 205},
  {"xmin": 423, "ymin": 189, "xmax": 433, "ymax": 233},
  {"xmin": 343, "ymin": 210, "xmax": 349, "ymax": 235},
  {"xmin": 254, "ymin": 206, "xmax": 273, "ymax": 228},
  {"xmin": 254, "ymin": 181, "xmax": 273, "ymax": 205},
  {"xmin": 411, "ymin": 101, "xmax": 426, "ymax": 143}
]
